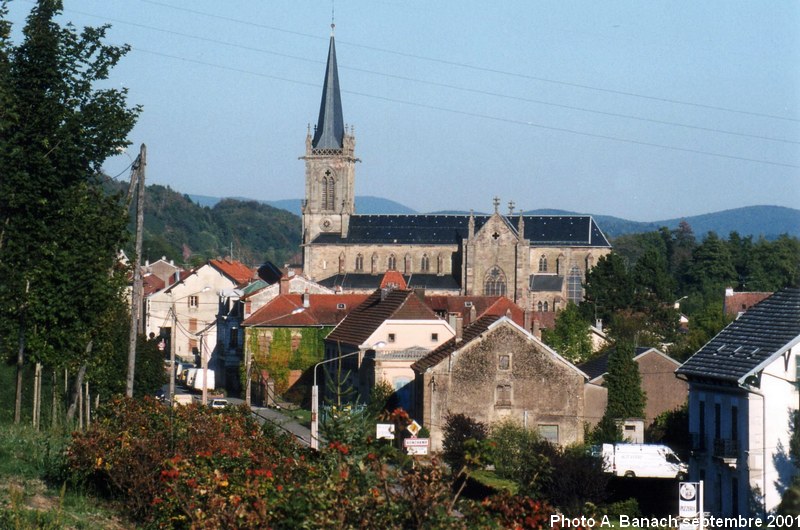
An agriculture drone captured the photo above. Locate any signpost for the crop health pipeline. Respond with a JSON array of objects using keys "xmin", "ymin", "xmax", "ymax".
[
  {"xmin": 678, "ymin": 481, "xmax": 704, "ymax": 530},
  {"xmin": 404, "ymin": 437, "xmax": 430, "ymax": 455}
]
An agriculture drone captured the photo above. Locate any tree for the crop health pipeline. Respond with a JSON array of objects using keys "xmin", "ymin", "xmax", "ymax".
[
  {"xmin": 581, "ymin": 253, "xmax": 634, "ymax": 325},
  {"xmin": 0, "ymin": 0, "xmax": 139, "ymax": 422},
  {"xmin": 442, "ymin": 412, "xmax": 489, "ymax": 471},
  {"xmin": 541, "ymin": 302, "xmax": 593, "ymax": 363},
  {"xmin": 686, "ymin": 232, "xmax": 737, "ymax": 297},
  {"xmin": 604, "ymin": 340, "xmax": 645, "ymax": 420}
]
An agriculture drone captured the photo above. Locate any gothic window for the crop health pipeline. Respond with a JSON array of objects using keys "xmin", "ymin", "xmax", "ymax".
[
  {"xmin": 537, "ymin": 301, "xmax": 543, "ymax": 312},
  {"xmin": 420, "ymin": 254, "xmax": 430, "ymax": 272},
  {"xmin": 371, "ymin": 253, "xmax": 378, "ymax": 274},
  {"xmin": 387, "ymin": 254, "xmax": 397, "ymax": 271},
  {"xmin": 322, "ymin": 170, "xmax": 336, "ymax": 210},
  {"xmin": 404, "ymin": 254, "xmax": 412, "ymax": 274},
  {"xmin": 586, "ymin": 253, "xmax": 594, "ymax": 270},
  {"xmin": 436, "ymin": 254, "xmax": 443, "ymax": 274},
  {"xmin": 496, "ymin": 384, "xmax": 511, "ymax": 407},
  {"xmin": 484, "ymin": 266, "xmax": 507, "ymax": 296},
  {"xmin": 556, "ymin": 254, "xmax": 565, "ymax": 275},
  {"xmin": 355, "ymin": 254, "xmax": 364, "ymax": 272},
  {"xmin": 567, "ymin": 265, "xmax": 584, "ymax": 303},
  {"xmin": 543, "ymin": 301, "xmax": 549, "ymax": 312},
  {"xmin": 539, "ymin": 254, "xmax": 548, "ymax": 272}
]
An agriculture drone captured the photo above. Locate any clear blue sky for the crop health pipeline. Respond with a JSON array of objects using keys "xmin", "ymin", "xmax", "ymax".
[{"xmin": 7, "ymin": 1, "xmax": 800, "ymax": 221}]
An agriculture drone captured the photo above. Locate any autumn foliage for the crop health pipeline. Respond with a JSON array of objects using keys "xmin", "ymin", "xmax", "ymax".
[{"xmin": 65, "ymin": 397, "xmax": 565, "ymax": 528}]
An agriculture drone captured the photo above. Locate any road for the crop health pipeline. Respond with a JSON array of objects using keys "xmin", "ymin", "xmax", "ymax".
[{"xmin": 226, "ymin": 397, "xmax": 313, "ymax": 447}]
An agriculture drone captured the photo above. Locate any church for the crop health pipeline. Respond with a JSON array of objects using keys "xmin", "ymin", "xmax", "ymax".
[{"xmin": 300, "ymin": 30, "xmax": 611, "ymax": 314}]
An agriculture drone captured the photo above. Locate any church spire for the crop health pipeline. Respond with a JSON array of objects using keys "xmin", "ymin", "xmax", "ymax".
[{"xmin": 312, "ymin": 28, "xmax": 345, "ymax": 150}]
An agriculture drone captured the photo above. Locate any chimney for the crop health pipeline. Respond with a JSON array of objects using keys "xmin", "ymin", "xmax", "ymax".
[
  {"xmin": 532, "ymin": 319, "xmax": 541, "ymax": 340},
  {"xmin": 279, "ymin": 276, "xmax": 290, "ymax": 295},
  {"xmin": 380, "ymin": 287, "xmax": 390, "ymax": 301},
  {"xmin": 595, "ymin": 319, "xmax": 603, "ymax": 331},
  {"xmin": 469, "ymin": 304, "xmax": 477, "ymax": 324},
  {"xmin": 447, "ymin": 312, "xmax": 458, "ymax": 330},
  {"xmin": 302, "ymin": 291, "xmax": 310, "ymax": 308},
  {"xmin": 725, "ymin": 287, "xmax": 734, "ymax": 297},
  {"xmin": 523, "ymin": 308, "xmax": 532, "ymax": 332},
  {"xmin": 455, "ymin": 315, "xmax": 464, "ymax": 342}
]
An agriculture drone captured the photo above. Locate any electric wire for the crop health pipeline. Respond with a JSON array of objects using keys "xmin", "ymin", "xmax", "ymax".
[
  {"xmin": 136, "ymin": 0, "xmax": 800, "ymax": 123},
  {"xmin": 132, "ymin": 47, "xmax": 800, "ymax": 170},
  {"xmin": 55, "ymin": 7, "xmax": 798, "ymax": 146}
]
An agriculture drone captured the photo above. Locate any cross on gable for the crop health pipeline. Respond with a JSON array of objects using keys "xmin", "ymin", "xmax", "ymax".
[{"xmin": 493, "ymin": 196, "xmax": 500, "ymax": 213}]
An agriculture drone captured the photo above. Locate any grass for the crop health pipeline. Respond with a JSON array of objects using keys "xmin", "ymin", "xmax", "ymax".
[
  {"xmin": 470, "ymin": 469, "xmax": 518, "ymax": 494},
  {"xmin": 288, "ymin": 408, "xmax": 312, "ymax": 428}
]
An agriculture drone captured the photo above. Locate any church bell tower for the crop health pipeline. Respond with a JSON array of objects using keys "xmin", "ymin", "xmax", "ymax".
[{"xmin": 301, "ymin": 26, "xmax": 358, "ymax": 248}]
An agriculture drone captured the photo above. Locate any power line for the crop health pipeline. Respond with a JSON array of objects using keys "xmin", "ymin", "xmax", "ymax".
[
  {"xmin": 60, "ymin": 7, "xmax": 798, "ymax": 146},
  {"xmin": 133, "ymin": 47, "xmax": 800, "ymax": 170},
  {"xmin": 135, "ymin": 0, "xmax": 799, "ymax": 124}
]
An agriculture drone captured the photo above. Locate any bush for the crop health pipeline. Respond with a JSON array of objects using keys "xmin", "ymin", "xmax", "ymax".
[
  {"xmin": 442, "ymin": 413, "xmax": 489, "ymax": 471},
  {"xmin": 490, "ymin": 419, "xmax": 553, "ymax": 498}
]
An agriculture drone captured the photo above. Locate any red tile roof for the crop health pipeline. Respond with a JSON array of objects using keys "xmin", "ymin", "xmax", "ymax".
[
  {"xmin": 423, "ymin": 295, "xmax": 525, "ymax": 327},
  {"xmin": 242, "ymin": 294, "xmax": 369, "ymax": 327},
  {"xmin": 209, "ymin": 258, "xmax": 255, "ymax": 286},
  {"xmin": 723, "ymin": 291, "xmax": 773, "ymax": 317},
  {"xmin": 326, "ymin": 288, "xmax": 438, "ymax": 346},
  {"xmin": 380, "ymin": 270, "xmax": 407, "ymax": 289},
  {"xmin": 142, "ymin": 274, "xmax": 165, "ymax": 296}
]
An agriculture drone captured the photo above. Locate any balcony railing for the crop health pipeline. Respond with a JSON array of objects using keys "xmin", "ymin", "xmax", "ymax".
[{"xmin": 713, "ymin": 438, "xmax": 739, "ymax": 459}]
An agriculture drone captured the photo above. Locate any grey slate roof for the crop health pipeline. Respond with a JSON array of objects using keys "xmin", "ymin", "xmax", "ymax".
[
  {"xmin": 578, "ymin": 347, "xmax": 653, "ymax": 381},
  {"xmin": 311, "ymin": 35, "xmax": 344, "ymax": 150},
  {"xmin": 676, "ymin": 288, "xmax": 800, "ymax": 385},
  {"xmin": 319, "ymin": 272, "xmax": 460, "ymax": 291},
  {"xmin": 312, "ymin": 214, "xmax": 611, "ymax": 247},
  {"xmin": 530, "ymin": 274, "xmax": 564, "ymax": 292}
]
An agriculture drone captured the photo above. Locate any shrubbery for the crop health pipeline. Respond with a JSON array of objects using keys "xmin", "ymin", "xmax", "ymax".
[{"xmin": 63, "ymin": 397, "xmax": 569, "ymax": 529}]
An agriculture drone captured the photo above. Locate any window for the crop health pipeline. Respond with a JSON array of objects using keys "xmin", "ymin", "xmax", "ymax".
[
  {"xmin": 437, "ymin": 254, "xmax": 443, "ymax": 274},
  {"xmin": 420, "ymin": 254, "xmax": 430, "ymax": 272},
  {"xmin": 322, "ymin": 170, "xmax": 335, "ymax": 210},
  {"xmin": 431, "ymin": 333, "xmax": 439, "ymax": 342},
  {"xmin": 387, "ymin": 254, "xmax": 397, "ymax": 271},
  {"xmin": 543, "ymin": 301, "xmax": 548, "ymax": 311},
  {"xmin": 338, "ymin": 253, "xmax": 345, "ymax": 273},
  {"xmin": 537, "ymin": 301, "xmax": 543, "ymax": 312},
  {"xmin": 388, "ymin": 333, "xmax": 396, "ymax": 343},
  {"xmin": 538, "ymin": 425, "xmax": 559, "ymax": 444},
  {"xmin": 538, "ymin": 254, "xmax": 548, "ymax": 272},
  {"xmin": 188, "ymin": 295, "xmax": 199, "ymax": 308},
  {"xmin": 229, "ymin": 327, "xmax": 239, "ymax": 348},
  {"xmin": 484, "ymin": 266, "xmax": 507, "ymax": 296},
  {"xmin": 714, "ymin": 403, "xmax": 721, "ymax": 439},
  {"xmin": 371, "ymin": 253, "xmax": 378, "ymax": 274},
  {"xmin": 731, "ymin": 406, "xmax": 738, "ymax": 441},
  {"xmin": 189, "ymin": 318, "xmax": 198, "ymax": 333},
  {"xmin": 498, "ymin": 355, "xmax": 510, "ymax": 370},
  {"xmin": 567, "ymin": 265, "xmax": 583, "ymax": 303},
  {"xmin": 404, "ymin": 254, "xmax": 412, "ymax": 274},
  {"xmin": 355, "ymin": 254, "xmax": 364, "ymax": 272},
  {"xmin": 496, "ymin": 384, "xmax": 511, "ymax": 406},
  {"xmin": 336, "ymin": 303, "xmax": 346, "ymax": 310}
]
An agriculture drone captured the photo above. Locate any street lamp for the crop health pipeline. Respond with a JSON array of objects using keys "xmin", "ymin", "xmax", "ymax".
[{"xmin": 168, "ymin": 286, "xmax": 211, "ymax": 406}]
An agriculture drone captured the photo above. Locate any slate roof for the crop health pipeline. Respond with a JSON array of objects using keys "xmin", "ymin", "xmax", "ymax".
[
  {"xmin": 677, "ymin": 288, "xmax": 800, "ymax": 385},
  {"xmin": 319, "ymin": 272, "xmax": 461, "ymax": 292},
  {"xmin": 312, "ymin": 35, "xmax": 344, "ymax": 150},
  {"xmin": 411, "ymin": 315, "xmax": 502, "ymax": 372},
  {"xmin": 311, "ymin": 214, "xmax": 611, "ymax": 247},
  {"xmin": 326, "ymin": 289, "xmax": 439, "ymax": 347},
  {"xmin": 530, "ymin": 274, "xmax": 564, "ymax": 292},
  {"xmin": 242, "ymin": 293, "xmax": 368, "ymax": 327}
]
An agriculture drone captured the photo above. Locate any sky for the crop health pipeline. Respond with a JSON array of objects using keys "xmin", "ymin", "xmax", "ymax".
[{"xmin": 5, "ymin": 1, "xmax": 800, "ymax": 221}]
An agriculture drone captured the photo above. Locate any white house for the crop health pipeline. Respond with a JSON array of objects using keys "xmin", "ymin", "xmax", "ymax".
[
  {"xmin": 677, "ymin": 288, "xmax": 800, "ymax": 516},
  {"xmin": 146, "ymin": 259, "xmax": 253, "ymax": 363}
]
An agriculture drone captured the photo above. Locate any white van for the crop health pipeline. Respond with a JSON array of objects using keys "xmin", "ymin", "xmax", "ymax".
[{"xmin": 599, "ymin": 443, "xmax": 687, "ymax": 479}]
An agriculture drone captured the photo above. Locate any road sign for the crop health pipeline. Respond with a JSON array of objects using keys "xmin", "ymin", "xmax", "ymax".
[
  {"xmin": 679, "ymin": 482, "xmax": 700, "ymax": 518},
  {"xmin": 407, "ymin": 420, "xmax": 422, "ymax": 437},
  {"xmin": 404, "ymin": 437, "xmax": 429, "ymax": 455},
  {"xmin": 376, "ymin": 423, "xmax": 395, "ymax": 440}
]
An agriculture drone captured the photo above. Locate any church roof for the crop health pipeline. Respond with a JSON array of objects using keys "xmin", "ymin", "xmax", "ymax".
[
  {"xmin": 530, "ymin": 274, "xmax": 564, "ymax": 292},
  {"xmin": 311, "ymin": 214, "xmax": 611, "ymax": 247},
  {"xmin": 312, "ymin": 34, "xmax": 344, "ymax": 150},
  {"xmin": 319, "ymin": 272, "xmax": 461, "ymax": 292}
]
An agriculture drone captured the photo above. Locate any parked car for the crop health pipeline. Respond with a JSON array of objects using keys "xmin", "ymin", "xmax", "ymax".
[{"xmin": 210, "ymin": 398, "xmax": 228, "ymax": 410}]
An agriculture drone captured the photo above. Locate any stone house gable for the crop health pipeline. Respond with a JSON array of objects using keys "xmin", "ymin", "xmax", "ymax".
[{"xmin": 414, "ymin": 317, "xmax": 595, "ymax": 451}]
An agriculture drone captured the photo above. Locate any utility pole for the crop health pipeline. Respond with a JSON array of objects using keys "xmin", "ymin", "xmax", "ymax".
[{"xmin": 126, "ymin": 144, "xmax": 146, "ymax": 398}]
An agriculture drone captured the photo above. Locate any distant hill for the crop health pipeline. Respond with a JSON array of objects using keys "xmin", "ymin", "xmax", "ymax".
[
  {"xmin": 113, "ymin": 183, "xmax": 301, "ymax": 267},
  {"xmin": 188, "ymin": 195, "xmax": 416, "ymax": 216},
  {"xmin": 184, "ymin": 191, "xmax": 798, "ymax": 247}
]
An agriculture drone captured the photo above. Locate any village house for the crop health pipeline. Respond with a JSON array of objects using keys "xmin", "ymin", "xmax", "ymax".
[
  {"xmin": 411, "ymin": 315, "xmax": 605, "ymax": 452},
  {"xmin": 676, "ymin": 287, "xmax": 800, "ymax": 517}
]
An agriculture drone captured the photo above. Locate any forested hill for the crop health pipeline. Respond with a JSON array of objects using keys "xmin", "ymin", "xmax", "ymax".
[{"xmin": 109, "ymin": 181, "xmax": 301, "ymax": 267}]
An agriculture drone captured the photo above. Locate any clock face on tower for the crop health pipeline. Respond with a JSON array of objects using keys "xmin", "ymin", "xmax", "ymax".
[{"xmin": 320, "ymin": 218, "xmax": 333, "ymax": 231}]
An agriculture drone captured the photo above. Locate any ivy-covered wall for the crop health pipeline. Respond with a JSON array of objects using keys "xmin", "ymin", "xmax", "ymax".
[{"xmin": 243, "ymin": 326, "xmax": 330, "ymax": 393}]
